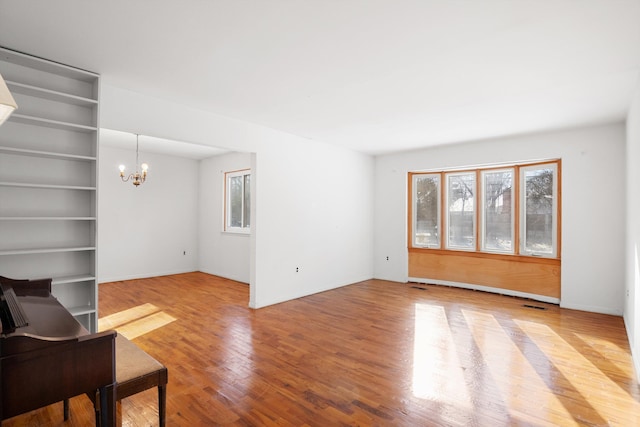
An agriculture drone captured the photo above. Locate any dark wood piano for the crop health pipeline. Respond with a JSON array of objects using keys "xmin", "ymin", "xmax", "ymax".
[{"xmin": 0, "ymin": 277, "xmax": 116, "ymax": 426}]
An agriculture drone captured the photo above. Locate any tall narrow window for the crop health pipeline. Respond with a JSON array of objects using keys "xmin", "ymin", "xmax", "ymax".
[
  {"xmin": 521, "ymin": 164, "xmax": 557, "ymax": 257},
  {"xmin": 225, "ymin": 169, "xmax": 251, "ymax": 233},
  {"xmin": 446, "ymin": 172, "xmax": 475, "ymax": 250},
  {"xmin": 481, "ymin": 169, "xmax": 514, "ymax": 253},
  {"xmin": 412, "ymin": 174, "xmax": 440, "ymax": 248}
]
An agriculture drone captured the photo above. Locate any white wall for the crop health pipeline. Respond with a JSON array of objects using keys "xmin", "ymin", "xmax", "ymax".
[
  {"xmin": 251, "ymin": 137, "xmax": 374, "ymax": 307},
  {"xmin": 100, "ymin": 84, "xmax": 375, "ymax": 308},
  {"xmin": 375, "ymin": 123, "xmax": 626, "ymax": 315},
  {"xmin": 98, "ymin": 145, "xmax": 199, "ymax": 282},
  {"xmin": 626, "ymin": 77, "xmax": 640, "ymax": 380},
  {"xmin": 199, "ymin": 151, "xmax": 252, "ymax": 283}
]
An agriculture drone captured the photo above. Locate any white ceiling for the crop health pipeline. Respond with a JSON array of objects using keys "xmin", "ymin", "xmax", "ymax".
[
  {"xmin": 1, "ymin": 0, "xmax": 639, "ymax": 155},
  {"xmin": 100, "ymin": 129, "xmax": 227, "ymax": 160}
]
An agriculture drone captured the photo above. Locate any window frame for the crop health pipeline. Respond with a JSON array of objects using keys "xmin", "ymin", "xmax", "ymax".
[
  {"xmin": 480, "ymin": 167, "xmax": 515, "ymax": 254},
  {"xmin": 444, "ymin": 171, "xmax": 477, "ymax": 251},
  {"xmin": 408, "ymin": 160, "xmax": 560, "ymax": 260},
  {"xmin": 411, "ymin": 173, "xmax": 441, "ymax": 248},
  {"xmin": 224, "ymin": 168, "xmax": 251, "ymax": 234},
  {"xmin": 519, "ymin": 163, "xmax": 558, "ymax": 258}
]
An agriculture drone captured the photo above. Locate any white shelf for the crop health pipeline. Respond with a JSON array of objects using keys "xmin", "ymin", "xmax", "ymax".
[
  {"xmin": 0, "ymin": 48, "xmax": 100, "ymax": 332},
  {"xmin": 0, "ymin": 146, "xmax": 96, "ymax": 162},
  {"xmin": 0, "ymin": 246, "xmax": 96, "ymax": 256},
  {"xmin": 0, "ymin": 47, "xmax": 98, "ymax": 82},
  {"xmin": 9, "ymin": 114, "xmax": 97, "ymax": 133},
  {"xmin": 67, "ymin": 306, "xmax": 96, "ymax": 316},
  {"xmin": 52, "ymin": 275, "xmax": 96, "ymax": 285},
  {"xmin": 0, "ymin": 181, "xmax": 96, "ymax": 191},
  {"xmin": 5, "ymin": 80, "xmax": 98, "ymax": 107},
  {"xmin": 0, "ymin": 217, "xmax": 96, "ymax": 221}
]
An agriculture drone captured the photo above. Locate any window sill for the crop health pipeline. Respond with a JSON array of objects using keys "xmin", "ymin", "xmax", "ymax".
[
  {"xmin": 222, "ymin": 230, "xmax": 251, "ymax": 236},
  {"xmin": 408, "ymin": 247, "xmax": 560, "ymax": 265}
]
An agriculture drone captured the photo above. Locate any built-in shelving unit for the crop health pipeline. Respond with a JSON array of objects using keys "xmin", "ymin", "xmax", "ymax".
[{"xmin": 0, "ymin": 47, "xmax": 100, "ymax": 332}]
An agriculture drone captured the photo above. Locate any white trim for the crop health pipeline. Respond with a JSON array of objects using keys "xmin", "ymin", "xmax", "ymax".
[
  {"xmin": 224, "ymin": 169, "xmax": 251, "ymax": 232},
  {"xmin": 224, "ymin": 227, "xmax": 251, "ymax": 235},
  {"xmin": 560, "ymin": 302, "xmax": 623, "ymax": 316},
  {"xmin": 408, "ymin": 276, "xmax": 560, "ymax": 305},
  {"xmin": 623, "ymin": 316, "xmax": 640, "ymax": 382},
  {"xmin": 444, "ymin": 171, "xmax": 476, "ymax": 251},
  {"xmin": 221, "ymin": 230, "xmax": 251, "ymax": 236},
  {"xmin": 98, "ymin": 269, "xmax": 197, "ymax": 284},
  {"xmin": 198, "ymin": 268, "xmax": 249, "ymax": 285},
  {"xmin": 519, "ymin": 163, "xmax": 558, "ymax": 258},
  {"xmin": 480, "ymin": 168, "xmax": 515, "ymax": 254},
  {"xmin": 411, "ymin": 173, "xmax": 440, "ymax": 248}
]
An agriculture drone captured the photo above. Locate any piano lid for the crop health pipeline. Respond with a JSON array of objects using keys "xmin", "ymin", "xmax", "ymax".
[{"xmin": 1, "ymin": 294, "xmax": 88, "ymax": 357}]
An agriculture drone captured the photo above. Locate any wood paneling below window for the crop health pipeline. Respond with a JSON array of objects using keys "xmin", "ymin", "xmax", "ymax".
[{"xmin": 409, "ymin": 249, "xmax": 560, "ymax": 299}]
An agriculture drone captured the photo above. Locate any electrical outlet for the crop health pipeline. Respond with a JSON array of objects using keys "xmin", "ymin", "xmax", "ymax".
[
  {"xmin": 386, "ymin": 256, "xmax": 389, "ymax": 261},
  {"xmin": 296, "ymin": 267, "xmax": 299, "ymax": 273}
]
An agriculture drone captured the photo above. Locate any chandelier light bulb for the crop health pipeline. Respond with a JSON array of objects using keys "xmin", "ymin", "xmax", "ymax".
[
  {"xmin": 141, "ymin": 163, "xmax": 149, "ymax": 172},
  {"xmin": 119, "ymin": 164, "xmax": 125, "ymax": 172}
]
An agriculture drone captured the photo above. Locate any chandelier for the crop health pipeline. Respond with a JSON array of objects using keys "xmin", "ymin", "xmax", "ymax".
[{"xmin": 119, "ymin": 134, "xmax": 149, "ymax": 186}]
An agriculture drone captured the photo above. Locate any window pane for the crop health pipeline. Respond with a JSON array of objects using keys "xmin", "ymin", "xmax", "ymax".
[
  {"xmin": 447, "ymin": 173, "xmax": 475, "ymax": 249},
  {"xmin": 483, "ymin": 170, "xmax": 513, "ymax": 252},
  {"xmin": 243, "ymin": 174, "xmax": 251, "ymax": 228},
  {"xmin": 229, "ymin": 175, "xmax": 243, "ymax": 227},
  {"xmin": 414, "ymin": 174, "xmax": 439, "ymax": 247},
  {"xmin": 523, "ymin": 167, "xmax": 554, "ymax": 254}
]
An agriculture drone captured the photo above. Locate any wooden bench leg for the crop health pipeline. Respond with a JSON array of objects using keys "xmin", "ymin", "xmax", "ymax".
[
  {"xmin": 159, "ymin": 384, "xmax": 167, "ymax": 427},
  {"xmin": 63, "ymin": 399, "xmax": 69, "ymax": 421}
]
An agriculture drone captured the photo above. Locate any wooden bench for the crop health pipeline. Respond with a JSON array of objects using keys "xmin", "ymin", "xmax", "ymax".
[{"xmin": 65, "ymin": 334, "xmax": 168, "ymax": 426}]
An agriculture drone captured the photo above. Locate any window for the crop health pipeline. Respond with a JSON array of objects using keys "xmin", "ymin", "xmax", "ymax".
[
  {"xmin": 481, "ymin": 168, "xmax": 514, "ymax": 253},
  {"xmin": 446, "ymin": 172, "xmax": 476, "ymax": 250},
  {"xmin": 521, "ymin": 163, "xmax": 557, "ymax": 257},
  {"xmin": 225, "ymin": 169, "xmax": 251, "ymax": 233},
  {"xmin": 409, "ymin": 160, "xmax": 559, "ymax": 258},
  {"xmin": 412, "ymin": 174, "xmax": 440, "ymax": 248}
]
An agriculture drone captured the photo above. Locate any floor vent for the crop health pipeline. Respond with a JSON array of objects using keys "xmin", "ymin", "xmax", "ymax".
[
  {"xmin": 410, "ymin": 286, "xmax": 428, "ymax": 291},
  {"xmin": 523, "ymin": 304, "xmax": 547, "ymax": 310}
]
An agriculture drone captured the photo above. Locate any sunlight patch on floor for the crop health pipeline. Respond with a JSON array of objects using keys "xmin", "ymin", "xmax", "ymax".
[
  {"xmin": 514, "ymin": 319, "xmax": 640, "ymax": 426},
  {"xmin": 573, "ymin": 332, "xmax": 633, "ymax": 377},
  {"xmin": 99, "ymin": 303, "xmax": 160, "ymax": 330},
  {"xmin": 461, "ymin": 309, "xmax": 572, "ymax": 424},
  {"xmin": 412, "ymin": 303, "xmax": 472, "ymax": 408},
  {"xmin": 98, "ymin": 303, "xmax": 176, "ymax": 339}
]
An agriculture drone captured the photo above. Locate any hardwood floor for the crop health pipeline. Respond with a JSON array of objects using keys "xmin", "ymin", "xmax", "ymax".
[{"xmin": 4, "ymin": 272, "xmax": 640, "ymax": 426}]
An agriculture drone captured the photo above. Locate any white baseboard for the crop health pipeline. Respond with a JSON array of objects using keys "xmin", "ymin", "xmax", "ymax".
[
  {"xmin": 98, "ymin": 269, "xmax": 197, "ymax": 284},
  {"xmin": 624, "ymin": 314, "xmax": 640, "ymax": 382},
  {"xmin": 559, "ymin": 302, "xmax": 623, "ymax": 316},
  {"xmin": 197, "ymin": 268, "xmax": 249, "ymax": 285},
  {"xmin": 407, "ymin": 277, "xmax": 560, "ymax": 304},
  {"xmin": 635, "ymin": 348, "xmax": 640, "ymax": 383}
]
